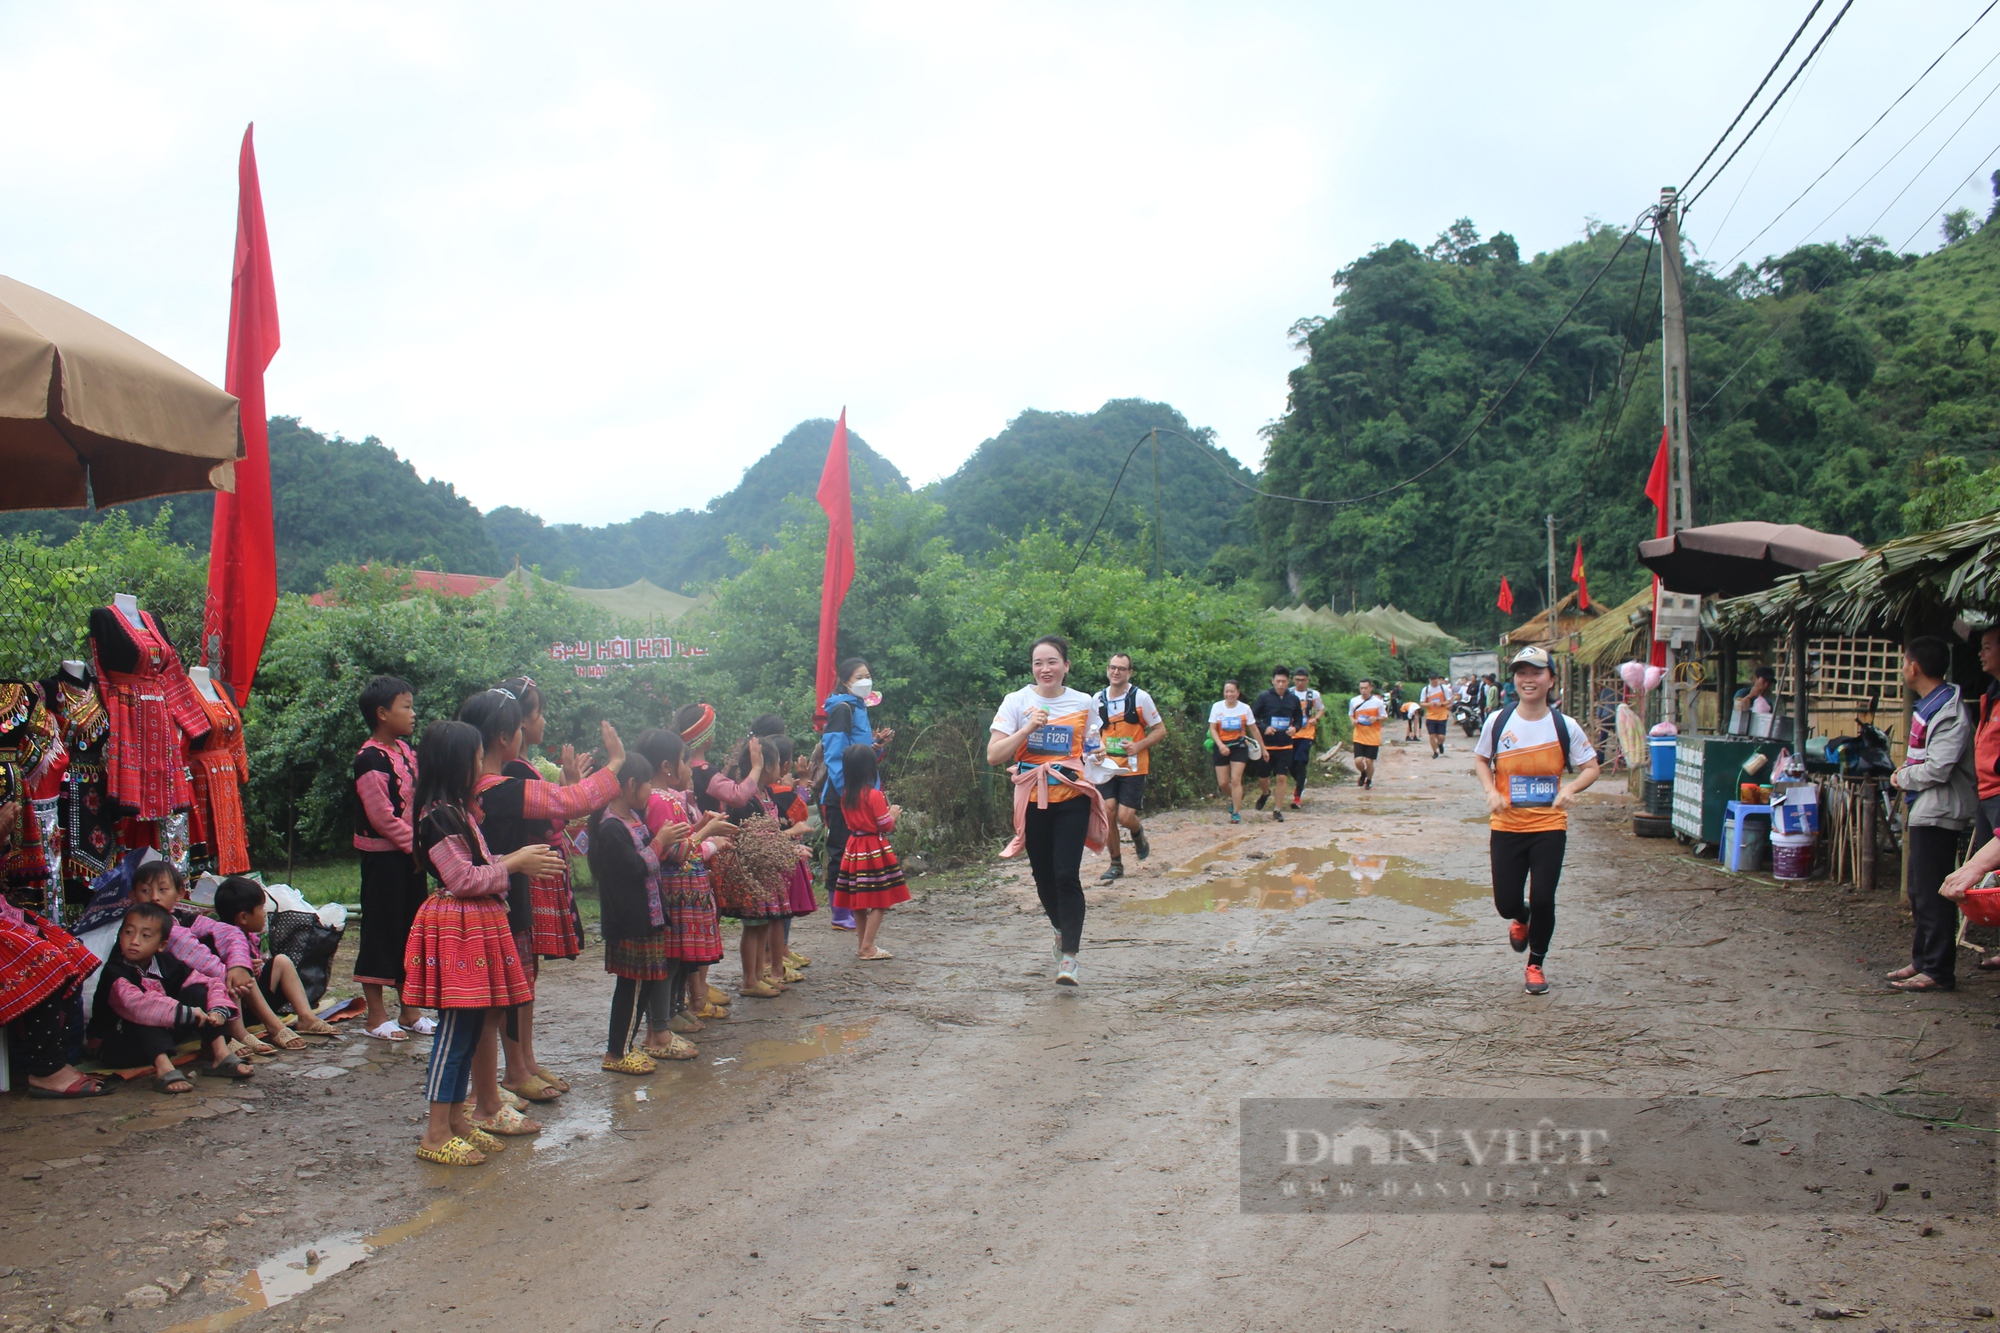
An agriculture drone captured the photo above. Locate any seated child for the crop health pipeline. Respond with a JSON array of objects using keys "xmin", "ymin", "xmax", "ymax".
[
  {"xmin": 86, "ymin": 902, "xmax": 247, "ymax": 1091},
  {"xmin": 211, "ymin": 877, "xmax": 339, "ymax": 1050},
  {"xmin": 131, "ymin": 863, "xmax": 265, "ymax": 1053}
]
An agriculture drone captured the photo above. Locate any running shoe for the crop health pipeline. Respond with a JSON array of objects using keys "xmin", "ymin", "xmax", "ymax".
[
  {"xmin": 1132, "ymin": 827, "xmax": 1151, "ymax": 861},
  {"xmin": 1229, "ymin": 811, "xmax": 1241, "ymax": 824},
  {"xmin": 1256, "ymin": 793, "xmax": 1269, "ymax": 811},
  {"xmin": 1056, "ymin": 957, "xmax": 1080, "ymax": 987},
  {"xmin": 1272, "ymin": 809, "xmax": 1285, "ymax": 822},
  {"xmin": 1099, "ymin": 861, "xmax": 1124, "ymax": 883},
  {"xmin": 1290, "ymin": 800, "xmax": 1302, "ymax": 812},
  {"xmin": 1508, "ymin": 920, "xmax": 1529, "ymax": 952},
  {"xmin": 1524, "ymin": 964, "xmax": 1549, "ymax": 995}
]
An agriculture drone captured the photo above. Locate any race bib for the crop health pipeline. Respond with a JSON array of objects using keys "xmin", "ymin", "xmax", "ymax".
[
  {"xmin": 1218, "ymin": 717, "xmax": 1244, "ymax": 739},
  {"xmin": 1509, "ymin": 775, "xmax": 1559, "ymax": 807},
  {"xmin": 1269, "ymin": 717, "xmax": 1292, "ymax": 733},
  {"xmin": 1025, "ymin": 724, "xmax": 1075, "ymax": 757}
]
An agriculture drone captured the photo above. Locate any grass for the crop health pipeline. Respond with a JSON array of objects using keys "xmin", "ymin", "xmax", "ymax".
[{"xmin": 268, "ymin": 854, "xmax": 604, "ymax": 923}]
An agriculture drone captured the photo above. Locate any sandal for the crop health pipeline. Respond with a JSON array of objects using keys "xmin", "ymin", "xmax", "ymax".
[
  {"xmin": 787, "ymin": 951, "xmax": 811, "ymax": 968},
  {"xmin": 497, "ymin": 1086, "xmax": 529, "ymax": 1112},
  {"xmin": 738, "ymin": 981, "xmax": 781, "ymax": 999},
  {"xmin": 28, "ymin": 1073, "xmax": 114, "ymax": 1100},
  {"xmin": 364, "ymin": 1021, "xmax": 409, "ymax": 1043},
  {"xmin": 501, "ymin": 1076, "xmax": 562, "ymax": 1103},
  {"xmin": 668, "ymin": 1013, "xmax": 703, "ymax": 1034},
  {"xmin": 532, "ymin": 1067, "xmax": 572, "ymax": 1094},
  {"xmin": 782, "ymin": 964, "xmax": 805, "ymax": 983},
  {"xmin": 859, "ymin": 949, "xmax": 894, "ymax": 961},
  {"xmin": 409, "ymin": 1015, "xmax": 438, "ymax": 1035},
  {"xmin": 415, "ymin": 1136, "xmax": 486, "ymax": 1166},
  {"xmin": 705, "ymin": 986, "xmax": 731, "ymax": 1008},
  {"xmin": 694, "ymin": 1002, "xmax": 729, "ymax": 1021},
  {"xmin": 603, "ymin": 1051, "xmax": 659, "ymax": 1075},
  {"xmin": 152, "ymin": 1071, "xmax": 195, "ymax": 1095},
  {"xmin": 232, "ymin": 1036, "xmax": 279, "ymax": 1058},
  {"xmin": 267, "ymin": 1027, "xmax": 307, "ymax": 1052},
  {"xmin": 199, "ymin": 1057, "xmax": 256, "ymax": 1080},
  {"xmin": 1884, "ymin": 965, "xmax": 1919, "ymax": 981},
  {"xmin": 470, "ymin": 1103, "xmax": 541, "ymax": 1136},
  {"xmin": 660, "ymin": 1034, "xmax": 697, "ymax": 1061},
  {"xmin": 1889, "ymin": 973, "xmax": 1953, "ymax": 991},
  {"xmin": 463, "ymin": 1127, "xmax": 506, "ymax": 1154}
]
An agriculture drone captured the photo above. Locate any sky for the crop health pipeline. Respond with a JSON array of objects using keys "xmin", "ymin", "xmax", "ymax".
[{"xmin": 3, "ymin": 2, "xmax": 1997, "ymax": 525}]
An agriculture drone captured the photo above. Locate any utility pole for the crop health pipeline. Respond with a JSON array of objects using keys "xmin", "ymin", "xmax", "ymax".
[
  {"xmin": 1657, "ymin": 187, "xmax": 1694, "ymax": 727},
  {"xmin": 1546, "ymin": 512, "xmax": 1558, "ymax": 645}
]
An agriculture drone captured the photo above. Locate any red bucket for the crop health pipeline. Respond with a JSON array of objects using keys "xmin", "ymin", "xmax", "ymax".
[{"xmin": 1961, "ymin": 886, "xmax": 2000, "ymax": 928}]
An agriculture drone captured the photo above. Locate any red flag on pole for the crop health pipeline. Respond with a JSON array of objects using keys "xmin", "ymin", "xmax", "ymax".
[
  {"xmin": 1571, "ymin": 540, "xmax": 1590, "ymax": 610},
  {"xmin": 1496, "ymin": 577, "xmax": 1515, "ymax": 616},
  {"xmin": 1644, "ymin": 424, "xmax": 1672, "ymax": 667},
  {"xmin": 811, "ymin": 410, "xmax": 856, "ymax": 729},
  {"xmin": 1390, "ymin": 636, "xmax": 1398, "ymax": 657},
  {"xmin": 204, "ymin": 124, "xmax": 281, "ymax": 704}
]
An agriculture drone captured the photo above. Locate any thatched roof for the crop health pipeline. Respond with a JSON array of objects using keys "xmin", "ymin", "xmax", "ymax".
[
  {"xmin": 1569, "ymin": 585, "xmax": 1655, "ymax": 666},
  {"xmin": 1708, "ymin": 511, "xmax": 2000, "ymax": 638}
]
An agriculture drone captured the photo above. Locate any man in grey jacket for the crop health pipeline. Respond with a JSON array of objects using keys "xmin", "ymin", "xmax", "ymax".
[{"xmin": 1887, "ymin": 635, "xmax": 1977, "ymax": 992}]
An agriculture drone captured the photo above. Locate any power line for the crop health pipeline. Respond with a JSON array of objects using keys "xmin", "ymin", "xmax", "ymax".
[
  {"xmin": 1683, "ymin": 0, "xmax": 1857, "ymax": 214},
  {"xmin": 1589, "ymin": 222, "xmax": 1659, "ymax": 461},
  {"xmin": 1680, "ymin": 0, "xmax": 1828, "ymax": 199},
  {"xmin": 1711, "ymin": 0, "xmax": 1998, "ymax": 272},
  {"xmin": 1853, "ymin": 68, "xmax": 2000, "ymax": 239}
]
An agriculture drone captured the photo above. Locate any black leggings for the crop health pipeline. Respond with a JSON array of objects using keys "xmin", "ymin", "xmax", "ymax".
[
  {"xmin": 822, "ymin": 799, "xmax": 850, "ymax": 899},
  {"xmin": 8, "ymin": 993, "xmax": 74, "ymax": 1077},
  {"xmin": 1491, "ymin": 829, "xmax": 1566, "ymax": 965},
  {"xmin": 608, "ymin": 977, "xmax": 662, "ymax": 1056},
  {"xmin": 643, "ymin": 961, "xmax": 697, "ymax": 1032},
  {"xmin": 1025, "ymin": 797, "xmax": 1091, "ymax": 953}
]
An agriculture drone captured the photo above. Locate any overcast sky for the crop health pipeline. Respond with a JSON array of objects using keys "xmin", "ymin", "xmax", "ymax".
[{"xmin": 3, "ymin": 2, "xmax": 1995, "ymax": 525}]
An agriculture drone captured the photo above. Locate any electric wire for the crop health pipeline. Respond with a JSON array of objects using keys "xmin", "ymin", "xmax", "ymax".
[
  {"xmin": 1588, "ymin": 223, "xmax": 1660, "ymax": 461},
  {"xmin": 1712, "ymin": 0, "xmax": 1998, "ymax": 273},
  {"xmin": 1680, "ymin": 0, "xmax": 1828, "ymax": 199},
  {"xmin": 1683, "ymin": 0, "xmax": 1858, "ymax": 214}
]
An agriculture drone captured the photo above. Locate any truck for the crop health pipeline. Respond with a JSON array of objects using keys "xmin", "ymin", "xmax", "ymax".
[{"xmin": 1448, "ymin": 651, "xmax": 1499, "ymax": 683}]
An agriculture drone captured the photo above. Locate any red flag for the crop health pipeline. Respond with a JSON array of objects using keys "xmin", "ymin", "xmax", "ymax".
[
  {"xmin": 205, "ymin": 124, "xmax": 281, "ymax": 704},
  {"xmin": 1390, "ymin": 636, "xmax": 1398, "ymax": 656},
  {"xmin": 1497, "ymin": 577, "xmax": 1515, "ymax": 616},
  {"xmin": 1645, "ymin": 425, "xmax": 1672, "ymax": 666},
  {"xmin": 811, "ymin": 410, "xmax": 856, "ymax": 729},
  {"xmin": 1571, "ymin": 540, "xmax": 1590, "ymax": 611}
]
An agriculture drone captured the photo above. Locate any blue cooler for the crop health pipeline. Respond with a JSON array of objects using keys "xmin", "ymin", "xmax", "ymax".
[{"xmin": 1649, "ymin": 735, "xmax": 1677, "ymax": 781}]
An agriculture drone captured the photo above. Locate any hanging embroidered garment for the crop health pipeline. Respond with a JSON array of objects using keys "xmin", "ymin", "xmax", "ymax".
[
  {"xmin": 88, "ymin": 606, "xmax": 211, "ymax": 821},
  {"xmin": 50, "ymin": 673, "xmax": 117, "ymax": 896},
  {"xmin": 188, "ymin": 689, "xmax": 251, "ymax": 874},
  {"xmin": 0, "ymin": 684, "xmax": 60, "ymax": 902}
]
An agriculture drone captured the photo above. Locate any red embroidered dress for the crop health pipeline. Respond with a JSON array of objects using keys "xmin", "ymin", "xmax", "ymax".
[
  {"xmin": 0, "ymin": 896, "xmax": 99, "ymax": 1024},
  {"xmin": 188, "ymin": 691, "xmax": 250, "ymax": 875},
  {"xmin": 88, "ymin": 607, "xmax": 210, "ymax": 820},
  {"xmin": 405, "ymin": 805, "xmax": 533, "ymax": 1010},
  {"xmin": 474, "ymin": 763, "xmax": 618, "ymax": 960}
]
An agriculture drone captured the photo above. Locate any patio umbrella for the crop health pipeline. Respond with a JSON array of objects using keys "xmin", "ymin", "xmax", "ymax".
[
  {"xmin": 1637, "ymin": 521, "xmax": 1865, "ymax": 597},
  {"xmin": 0, "ymin": 274, "xmax": 241, "ymax": 510}
]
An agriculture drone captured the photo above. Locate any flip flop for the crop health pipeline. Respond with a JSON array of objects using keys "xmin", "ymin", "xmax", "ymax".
[
  {"xmin": 414, "ymin": 1136, "xmax": 486, "ymax": 1167},
  {"xmin": 28, "ymin": 1074, "xmax": 113, "ymax": 1099},
  {"xmin": 859, "ymin": 949, "xmax": 895, "ymax": 961},
  {"xmin": 267, "ymin": 1027, "xmax": 308, "ymax": 1051},
  {"xmin": 531, "ymin": 1068, "xmax": 572, "ymax": 1094},
  {"xmin": 500, "ymin": 1077, "xmax": 561, "ymax": 1103},
  {"xmin": 410, "ymin": 1015, "xmax": 438, "ymax": 1035},
  {"xmin": 151, "ymin": 1072, "xmax": 195, "ymax": 1095},
  {"xmin": 364, "ymin": 1021, "xmax": 409, "ymax": 1043},
  {"xmin": 232, "ymin": 1037, "xmax": 279, "ymax": 1058},
  {"xmin": 199, "ymin": 1058, "xmax": 256, "ymax": 1080},
  {"xmin": 470, "ymin": 1103, "xmax": 541, "ymax": 1136}
]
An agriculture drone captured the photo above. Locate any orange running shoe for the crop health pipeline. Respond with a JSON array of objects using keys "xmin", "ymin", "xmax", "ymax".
[
  {"xmin": 1508, "ymin": 920, "xmax": 1530, "ymax": 952},
  {"xmin": 1524, "ymin": 964, "xmax": 1549, "ymax": 995}
]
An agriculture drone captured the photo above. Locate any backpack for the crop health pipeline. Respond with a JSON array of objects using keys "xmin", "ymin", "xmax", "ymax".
[
  {"xmin": 1096, "ymin": 687, "xmax": 1142, "ymax": 729},
  {"xmin": 1487, "ymin": 704, "xmax": 1577, "ymax": 773}
]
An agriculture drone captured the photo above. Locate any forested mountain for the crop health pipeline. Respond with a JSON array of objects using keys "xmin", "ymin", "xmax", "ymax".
[
  {"xmin": 0, "ymin": 417, "xmax": 497, "ymax": 593},
  {"xmin": 928, "ymin": 399, "xmax": 1253, "ymax": 573},
  {"xmin": 1258, "ymin": 188, "xmax": 2000, "ymax": 639},
  {"xmin": 486, "ymin": 418, "xmax": 908, "ymax": 589}
]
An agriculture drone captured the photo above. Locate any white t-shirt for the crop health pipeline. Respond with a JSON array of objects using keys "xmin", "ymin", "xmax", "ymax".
[
  {"xmin": 1473, "ymin": 708, "xmax": 1599, "ymax": 768},
  {"xmin": 1088, "ymin": 686, "xmax": 1163, "ymax": 780},
  {"xmin": 991, "ymin": 686, "xmax": 1102, "ymax": 762},
  {"xmin": 1096, "ymin": 685, "xmax": 1164, "ymax": 729},
  {"xmin": 1208, "ymin": 700, "xmax": 1256, "ymax": 748}
]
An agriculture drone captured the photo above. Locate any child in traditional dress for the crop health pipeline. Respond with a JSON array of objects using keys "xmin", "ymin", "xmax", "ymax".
[
  {"xmin": 352, "ymin": 674, "xmax": 428, "ymax": 1043},
  {"xmin": 762, "ymin": 733, "xmax": 816, "ymax": 978},
  {"xmin": 129, "ymin": 864, "xmax": 261, "ymax": 1053},
  {"xmin": 210, "ymin": 877, "xmax": 340, "ymax": 1049},
  {"xmin": 87, "ymin": 903, "xmax": 243, "ymax": 1091},
  {"xmin": 634, "ymin": 729, "xmax": 731, "ymax": 1045},
  {"xmin": 587, "ymin": 754, "xmax": 693, "ymax": 1071},
  {"xmin": 405, "ymin": 720, "xmax": 566, "ymax": 1166},
  {"xmin": 832, "ymin": 746, "xmax": 908, "ymax": 960},
  {"xmin": 712, "ymin": 735, "xmax": 795, "ymax": 997}
]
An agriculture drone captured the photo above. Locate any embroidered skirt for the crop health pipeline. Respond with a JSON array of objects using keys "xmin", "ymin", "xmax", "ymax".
[
  {"xmin": 784, "ymin": 859, "xmax": 818, "ymax": 917},
  {"xmin": 604, "ymin": 929, "xmax": 675, "ymax": 980},
  {"xmin": 529, "ymin": 875, "xmax": 583, "ymax": 960},
  {"xmin": 660, "ymin": 861, "xmax": 724, "ymax": 964},
  {"xmin": 353, "ymin": 851, "xmax": 424, "ymax": 988},
  {"xmin": 833, "ymin": 833, "xmax": 910, "ymax": 910},
  {"xmin": 189, "ymin": 749, "xmax": 250, "ymax": 875},
  {"xmin": 0, "ymin": 912, "xmax": 99, "ymax": 1025},
  {"xmin": 402, "ymin": 894, "xmax": 533, "ymax": 1010}
]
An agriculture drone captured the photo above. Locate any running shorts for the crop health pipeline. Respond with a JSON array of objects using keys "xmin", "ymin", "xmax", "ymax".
[
  {"xmin": 1352, "ymin": 743, "xmax": 1379, "ymax": 761},
  {"xmin": 1095, "ymin": 775, "xmax": 1145, "ymax": 810},
  {"xmin": 1426, "ymin": 719, "xmax": 1448, "ymax": 736},
  {"xmin": 1213, "ymin": 743, "xmax": 1248, "ymax": 767}
]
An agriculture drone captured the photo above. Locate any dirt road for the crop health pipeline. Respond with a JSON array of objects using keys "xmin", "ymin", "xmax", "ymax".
[{"xmin": 4, "ymin": 737, "xmax": 1996, "ymax": 1332}]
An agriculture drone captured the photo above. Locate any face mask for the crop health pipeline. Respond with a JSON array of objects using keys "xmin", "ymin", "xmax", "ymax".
[{"xmin": 848, "ymin": 678, "xmax": 873, "ymax": 698}]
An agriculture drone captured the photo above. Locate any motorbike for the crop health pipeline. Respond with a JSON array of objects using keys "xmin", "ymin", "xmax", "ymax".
[{"xmin": 1451, "ymin": 698, "xmax": 1482, "ymax": 737}]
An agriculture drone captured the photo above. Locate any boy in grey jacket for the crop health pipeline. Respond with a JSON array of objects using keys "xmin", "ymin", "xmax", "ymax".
[{"xmin": 1887, "ymin": 635, "xmax": 1977, "ymax": 991}]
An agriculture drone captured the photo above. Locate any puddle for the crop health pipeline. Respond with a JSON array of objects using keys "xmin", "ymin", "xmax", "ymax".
[
  {"xmin": 1131, "ymin": 843, "xmax": 1482, "ymax": 924},
  {"xmin": 736, "ymin": 1021, "xmax": 879, "ymax": 1071},
  {"xmin": 1168, "ymin": 832, "xmax": 1261, "ymax": 877},
  {"xmin": 532, "ymin": 1097, "xmax": 614, "ymax": 1152},
  {"xmin": 161, "ymin": 1192, "xmax": 468, "ymax": 1332}
]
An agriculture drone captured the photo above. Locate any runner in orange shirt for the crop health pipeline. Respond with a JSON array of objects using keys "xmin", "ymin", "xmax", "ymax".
[{"xmin": 1346, "ymin": 679, "xmax": 1388, "ymax": 789}]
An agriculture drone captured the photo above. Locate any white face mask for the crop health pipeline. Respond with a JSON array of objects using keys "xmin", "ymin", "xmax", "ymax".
[{"xmin": 848, "ymin": 678, "xmax": 873, "ymax": 697}]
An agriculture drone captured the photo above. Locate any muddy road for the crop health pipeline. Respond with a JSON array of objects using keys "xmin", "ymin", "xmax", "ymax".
[{"xmin": 4, "ymin": 738, "xmax": 1997, "ymax": 1332}]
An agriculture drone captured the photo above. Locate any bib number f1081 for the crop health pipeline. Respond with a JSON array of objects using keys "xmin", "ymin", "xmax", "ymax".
[{"xmin": 1509, "ymin": 775, "xmax": 1559, "ymax": 807}]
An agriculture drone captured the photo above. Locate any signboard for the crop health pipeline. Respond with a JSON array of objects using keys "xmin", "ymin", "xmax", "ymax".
[
  {"xmin": 549, "ymin": 635, "xmax": 707, "ymax": 677},
  {"xmin": 1652, "ymin": 592, "xmax": 1700, "ymax": 644}
]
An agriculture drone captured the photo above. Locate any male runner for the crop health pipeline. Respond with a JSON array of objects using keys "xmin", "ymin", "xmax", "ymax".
[
  {"xmin": 1473, "ymin": 646, "xmax": 1599, "ymax": 995},
  {"xmin": 1252, "ymin": 667, "xmax": 1304, "ymax": 821},
  {"xmin": 1288, "ymin": 669, "xmax": 1325, "ymax": 811},
  {"xmin": 1091, "ymin": 652, "xmax": 1167, "ymax": 882},
  {"xmin": 1420, "ymin": 672, "xmax": 1452, "ymax": 758},
  {"xmin": 1347, "ymin": 678, "xmax": 1388, "ymax": 788}
]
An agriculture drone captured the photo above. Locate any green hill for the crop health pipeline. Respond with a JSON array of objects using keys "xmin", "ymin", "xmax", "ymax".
[{"xmin": 929, "ymin": 399, "xmax": 1252, "ymax": 574}]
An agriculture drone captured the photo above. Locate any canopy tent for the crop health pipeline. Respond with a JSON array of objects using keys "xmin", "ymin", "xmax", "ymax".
[
  {"xmin": 1265, "ymin": 603, "xmax": 1458, "ymax": 644},
  {"xmin": 1638, "ymin": 522, "xmax": 1865, "ymax": 598},
  {"xmin": 0, "ymin": 275, "xmax": 241, "ymax": 509},
  {"xmin": 1709, "ymin": 511, "xmax": 2000, "ymax": 639}
]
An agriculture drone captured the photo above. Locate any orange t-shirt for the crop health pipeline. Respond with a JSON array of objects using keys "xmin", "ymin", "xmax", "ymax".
[{"xmin": 1476, "ymin": 708, "xmax": 1596, "ymax": 833}]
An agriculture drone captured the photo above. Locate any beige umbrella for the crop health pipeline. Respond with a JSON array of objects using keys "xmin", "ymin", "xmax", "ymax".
[{"xmin": 0, "ymin": 274, "xmax": 240, "ymax": 510}]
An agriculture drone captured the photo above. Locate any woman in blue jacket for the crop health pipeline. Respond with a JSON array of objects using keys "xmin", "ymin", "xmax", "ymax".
[{"xmin": 821, "ymin": 658, "xmax": 893, "ymax": 930}]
